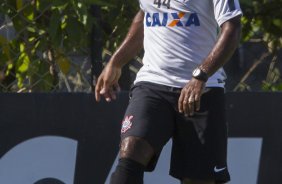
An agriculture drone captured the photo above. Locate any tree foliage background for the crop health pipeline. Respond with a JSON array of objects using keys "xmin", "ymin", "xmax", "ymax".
[
  {"xmin": 237, "ymin": 0, "xmax": 282, "ymax": 91},
  {"xmin": 0, "ymin": 0, "xmax": 281, "ymax": 92}
]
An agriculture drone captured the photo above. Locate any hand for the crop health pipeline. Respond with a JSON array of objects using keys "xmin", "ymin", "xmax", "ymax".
[
  {"xmin": 95, "ymin": 63, "xmax": 121, "ymax": 102},
  {"xmin": 178, "ymin": 78, "xmax": 206, "ymax": 116}
]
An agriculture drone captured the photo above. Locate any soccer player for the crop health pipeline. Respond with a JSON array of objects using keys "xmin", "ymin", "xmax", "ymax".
[{"xmin": 95, "ymin": 0, "xmax": 242, "ymax": 183}]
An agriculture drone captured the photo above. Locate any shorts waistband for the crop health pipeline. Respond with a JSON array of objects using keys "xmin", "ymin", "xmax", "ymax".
[
  {"xmin": 134, "ymin": 81, "xmax": 224, "ymax": 93},
  {"xmin": 134, "ymin": 82, "xmax": 182, "ymax": 92}
]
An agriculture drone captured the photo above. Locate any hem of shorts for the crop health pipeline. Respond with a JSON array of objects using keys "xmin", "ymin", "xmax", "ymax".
[{"xmin": 169, "ymin": 172, "xmax": 230, "ymax": 183}]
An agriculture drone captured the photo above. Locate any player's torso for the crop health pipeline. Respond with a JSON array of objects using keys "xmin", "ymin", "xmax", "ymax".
[
  {"xmin": 136, "ymin": 0, "xmax": 223, "ymax": 88},
  {"xmin": 139, "ymin": 0, "xmax": 218, "ymax": 61}
]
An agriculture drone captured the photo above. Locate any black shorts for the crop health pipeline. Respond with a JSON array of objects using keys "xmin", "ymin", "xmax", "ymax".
[{"xmin": 120, "ymin": 82, "xmax": 230, "ymax": 183}]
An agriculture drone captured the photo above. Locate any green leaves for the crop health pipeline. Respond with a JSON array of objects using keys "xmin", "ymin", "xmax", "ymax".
[
  {"xmin": 240, "ymin": 0, "xmax": 282, "ymax": 51},
  {"xmin": 83, "ymin": 0, "xmax": 114, "ymax": 7},
  {"xmin": 17, "ymin": 43, "xmax": 30, "ymax": 73},
  {"xmin": 48, "ymin": 9, "xmax": 62, "ymax": 48},
  {"xmin": 100, "ymin": 0, "xmax": 139, "ymax": 51},
  {"xmin": 238, "ymin": 0, "xmax": 282, "ymax": 92},
  {"xmin": 57, "ymin": 54, "xmax": 71, "ymax": 75},
  {"xmin": 0, "ymin": 0, "xmax": 106, "ymax": 91}
]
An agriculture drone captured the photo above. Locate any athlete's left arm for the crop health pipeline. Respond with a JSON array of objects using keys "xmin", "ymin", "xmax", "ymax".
[
  {"xmin": 200, "ymin": 15, "xmax": 242, "ymax": 76},
  {"xmin": 178, "ymin": 15, "xmax": 241, "ymax": 116}
]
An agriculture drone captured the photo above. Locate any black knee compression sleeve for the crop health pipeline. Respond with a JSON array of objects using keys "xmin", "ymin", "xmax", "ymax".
[{"xmin": 110, "ymin": 158, "xmax": 145, "ymax": 184}]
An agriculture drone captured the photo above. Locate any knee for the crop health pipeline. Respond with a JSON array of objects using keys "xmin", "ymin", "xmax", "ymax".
[{"xmin": 119, "ymin": 136, "xmax": 154, "ymax": 166}]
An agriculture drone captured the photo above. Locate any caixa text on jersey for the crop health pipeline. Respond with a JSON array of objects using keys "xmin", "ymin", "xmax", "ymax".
[{"xmin": 145, "ymin": 12, "xmax": 200, "ymax": 27}]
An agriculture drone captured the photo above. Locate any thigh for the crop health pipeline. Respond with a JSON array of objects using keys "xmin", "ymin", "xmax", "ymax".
[
  {"xmin": 170, "ymin": 88, "xmax": 230, "ymax": 183},
  {"xmin": 120, "ymin": 83, "xmax": 175, "ymax": 171}
]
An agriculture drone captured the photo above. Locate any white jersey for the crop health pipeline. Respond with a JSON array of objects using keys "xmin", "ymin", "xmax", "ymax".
[{"xmin": 134, "ymin": 0, "xmax": 242, "ymax": 88}]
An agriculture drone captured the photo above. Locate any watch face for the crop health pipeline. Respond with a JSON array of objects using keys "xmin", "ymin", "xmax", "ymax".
[{"xmin": 193, "ymin": 68, "xmax": 201, "ymax": 76}]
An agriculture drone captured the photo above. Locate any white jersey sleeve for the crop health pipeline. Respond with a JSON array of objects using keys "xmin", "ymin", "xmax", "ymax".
[
  {"xmin": 139, "ymin": 0, "xmax": 144, "ymax": 11},
  {"xmin": 213, "ymin": 0, "xmax": 242, "ymax": 26}
]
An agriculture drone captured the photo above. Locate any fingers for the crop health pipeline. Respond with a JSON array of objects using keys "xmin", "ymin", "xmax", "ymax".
[
  {"xmin": 113, "ymin": 83, "xmax": 121, "ymax": 92},
  {"xmin": 179, "ymin": 86, "xmax": 195, "ymax": 116},
  {"xmin": 94, "ymin": 64, "xmax": 122, "ymax": 102},
  {"xmin": 95, "ymin": 76, "xmax": 114, "ymax": 102},
  {"xmin": 178, "ymin": 90, "xmax": 195, "ymax": 116},
  {"xmin": 96, "ymin": 80, "xmax": 120, "ymax": 102},
  {"xmin": 110, "ymin": 83, "xmax": 121, "ymax": 101},
  {"xmin": 178, "ymin": 78, "xmax": 205, "ymax": 116},
  {"xmin": 101, "ymin": 86, "xmax": 117, "ymax": 102},
  {"xmin": 105, "ymin": 83, "xmax": 121, "ymax": 102},
  {"xmin": 100, "ymin": 79, "xmax": 110, "ymax": 95},
  {"xmin": 182, "ymin": 94, "xmax": 196, "ymax": 117},
  {"xmin": 95, "ymin": 77, "xmax": 103, "ymax": 102},
  {"xmin": 178, "ymin": 82, "xmax": 204, "ymax": 116},
  {"xmin": 187, "ymin": 97, "xmax": 195, "ymax": 116},
  {"xmin": 178, "ymin": 91, "xmax": 185, "ymax": 114},
  {"xmin": 195, "ymin": 93, "xmax": 201, "ymax": 111}
]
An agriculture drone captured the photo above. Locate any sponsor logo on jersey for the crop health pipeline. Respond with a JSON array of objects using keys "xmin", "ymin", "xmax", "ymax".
[
  {"xmin": 121, "ymin": 115, "xmax": 134, "ymax": 133},
  {"xmin": 145, "ymin": 12, "xmax": 200, "ymax": 27}
]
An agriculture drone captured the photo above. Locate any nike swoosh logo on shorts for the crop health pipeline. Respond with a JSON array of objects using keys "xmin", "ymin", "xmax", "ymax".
[{"xmin": 214, "ymin": 166, "xmax": 226, "ymax": 173}]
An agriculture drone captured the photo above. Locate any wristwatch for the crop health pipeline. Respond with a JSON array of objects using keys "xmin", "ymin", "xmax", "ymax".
[{"xmin": 192, "ymin": 67, "xmax": 208, "ymax": 82}]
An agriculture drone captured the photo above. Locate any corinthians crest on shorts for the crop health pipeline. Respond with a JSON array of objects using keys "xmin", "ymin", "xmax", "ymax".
[{"xmin": 121, "ymin": 115, "xmax": 134, "ymax": 133}]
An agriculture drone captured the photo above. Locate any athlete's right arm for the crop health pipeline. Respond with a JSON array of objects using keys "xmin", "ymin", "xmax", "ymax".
[{"xmin": 95, "ymin": 10, "xmax": 144, "ymax": 102}]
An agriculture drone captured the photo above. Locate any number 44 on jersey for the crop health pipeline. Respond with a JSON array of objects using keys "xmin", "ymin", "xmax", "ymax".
[{"xmin": 154, "ymin": 0, "xmax": 171, "ymax": 9}]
